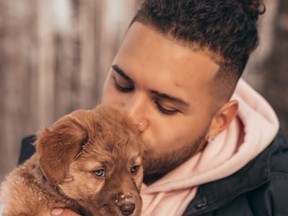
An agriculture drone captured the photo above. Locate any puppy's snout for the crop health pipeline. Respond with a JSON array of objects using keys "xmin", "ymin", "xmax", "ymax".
[
  {"xmin": 114, "ymin": 193, "xmax": 136, "ymax": 215},
  {"xmin": 119, "ymin": 203, "xmax": 136, "ymax": 216}
]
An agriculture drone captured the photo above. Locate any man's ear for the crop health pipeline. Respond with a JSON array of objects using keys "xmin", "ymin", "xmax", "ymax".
[
  {"xmin": 35, "ymin": 113, "xmax": 88, "ymax": 184},
  {"xmin": 207, "ymin": 100, "xmax": 239, "ymax": 138}
]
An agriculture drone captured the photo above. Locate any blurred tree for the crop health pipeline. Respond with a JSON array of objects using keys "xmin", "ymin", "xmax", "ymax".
[
  {"xmin": 0, "ymin": 0, "xmax": 141, "ymax": 182},
  {"xmin": 244, "ymin": 0, "xmax": 288, "ymax": 135}
]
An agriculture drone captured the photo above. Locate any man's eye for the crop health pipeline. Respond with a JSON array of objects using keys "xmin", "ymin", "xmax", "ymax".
[
  {"xmin": 94, "ymin": 169, "xmax": 105, "ymax": 177},
  {"xmin": 155, "ymin": 101, "xmax": 178, "ymax": 115},
  {"xmin": 112, "ymin": 75, "xmax": 134, "ymax": 93}
]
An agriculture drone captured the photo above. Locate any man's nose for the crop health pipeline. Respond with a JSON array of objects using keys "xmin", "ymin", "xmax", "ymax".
[{"xmin": 124, "ymin": 94, "xmax": 149, "ymax": 132}]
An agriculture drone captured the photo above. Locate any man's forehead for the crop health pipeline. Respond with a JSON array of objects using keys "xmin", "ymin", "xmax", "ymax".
[
  {"xmin": 115, "ymin": 22, "xmax": 220, "ymax": 101},
  {"xmin": 121, "ymin": 22, "xmax": 219, "ymax": 72},
  {"xmin": 127, "ymin": 22, "xmax": 221, "ymax": 63}
]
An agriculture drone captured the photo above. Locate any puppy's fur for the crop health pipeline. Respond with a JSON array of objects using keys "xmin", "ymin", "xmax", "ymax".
[{"xmin": 0, "ymin": 105, "xmax": 143, "ymax": 216}]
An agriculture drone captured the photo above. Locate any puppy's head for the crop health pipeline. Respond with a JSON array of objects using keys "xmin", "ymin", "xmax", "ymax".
[{"xmin": 35, "ymin": 105, "xmax": 143, "ymax": 216}]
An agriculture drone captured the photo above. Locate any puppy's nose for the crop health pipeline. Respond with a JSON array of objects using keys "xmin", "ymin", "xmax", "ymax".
[
  {"xmin": 119, "ymin": 203, "xmax": 136, "ymax": 216},
  {"xmin": 113, "ymin": 192, "xmax": 137, "ymax": 215}
]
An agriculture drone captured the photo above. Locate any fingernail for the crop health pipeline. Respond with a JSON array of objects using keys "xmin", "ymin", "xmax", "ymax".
[{"xmin": 51, "ymin": 208, "xmax": 63, "ymax": 215}]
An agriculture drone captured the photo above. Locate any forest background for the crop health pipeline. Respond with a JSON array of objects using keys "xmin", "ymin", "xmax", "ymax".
[{"xmin": 0, "ymin": 0, "xmax": 287, "ymax": 182}]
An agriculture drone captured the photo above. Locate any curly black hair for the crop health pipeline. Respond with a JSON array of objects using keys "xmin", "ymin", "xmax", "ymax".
[{"xmin": 133, "ymin": 0, "xmax": 265, "ymax": 103}]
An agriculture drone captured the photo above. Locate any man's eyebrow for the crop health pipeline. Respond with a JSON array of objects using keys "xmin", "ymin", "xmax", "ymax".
[
  {"xmin": 151, "ymin": 90, "xmax": 189, "ymax": 107},
  {"xmin": 111, "ymin": 64, "xmax": 132, "ymax": 82},
  {"xmin": 112, "ymin": 64, "xmax": 189, "ymax": 107}
]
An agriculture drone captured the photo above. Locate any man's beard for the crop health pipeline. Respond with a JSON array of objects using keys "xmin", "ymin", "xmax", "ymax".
[{"xmin": 142, "ymin": 130, "xmax": 207, "ymax": 183}]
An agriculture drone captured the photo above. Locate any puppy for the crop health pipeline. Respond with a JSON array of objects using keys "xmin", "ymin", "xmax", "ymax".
[{"xmin": 0, "ymin": 105, "xmax": 143, "ymax": 216}]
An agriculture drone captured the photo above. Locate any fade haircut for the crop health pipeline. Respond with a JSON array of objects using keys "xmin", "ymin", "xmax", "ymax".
[{"xmin": 133, "ymin": 0, "xmax": 265, "ymax": 105}]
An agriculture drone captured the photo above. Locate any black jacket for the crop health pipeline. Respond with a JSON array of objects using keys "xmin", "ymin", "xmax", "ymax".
[
  {"xmin": 19, "ymin": 130, "xmax": 288, "ymax": 216},
  {"xmin": 183, "ymin": 130, "xmax": 288, "ymax": 216}
]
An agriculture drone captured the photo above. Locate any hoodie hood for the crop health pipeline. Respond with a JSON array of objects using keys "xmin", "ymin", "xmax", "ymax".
[{"xmin": 140, "ymin": 78, "xmax": 279, "ymax": 216}]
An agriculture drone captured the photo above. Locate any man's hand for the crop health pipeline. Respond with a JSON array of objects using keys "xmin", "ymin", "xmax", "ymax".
[{"xmin": 51, "ymin": 208, "xmax": 81, "ymax": 216}]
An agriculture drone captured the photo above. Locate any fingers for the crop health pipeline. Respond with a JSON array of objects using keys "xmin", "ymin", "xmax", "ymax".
[{"xmin": 51, "ymin": 208, "xmax": 81, "ymax": 216}]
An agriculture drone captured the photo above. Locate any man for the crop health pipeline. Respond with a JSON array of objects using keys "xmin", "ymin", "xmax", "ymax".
[{"xmin": 18, "ymin": 0, "xmax": 288, "ymax": 215}]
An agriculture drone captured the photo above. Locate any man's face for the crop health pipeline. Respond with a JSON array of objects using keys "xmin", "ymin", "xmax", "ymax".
[{"xmin": 102, "ymin": 22, "xmax": 219, "ymax": 177}]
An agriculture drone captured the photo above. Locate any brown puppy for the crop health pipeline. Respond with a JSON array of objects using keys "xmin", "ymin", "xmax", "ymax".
[{"xmin": 0, "ymin": 105, "xmax": 143, "ymax": 216}]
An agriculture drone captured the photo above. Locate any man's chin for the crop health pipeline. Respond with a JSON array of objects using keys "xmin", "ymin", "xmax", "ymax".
[
  {"xmin": 143, "ymin": 172, "xmax": 166, "ymax": 185},
  {"xmin": 143, "ymin": 157, "xmax": 179, "ymax": 178}
]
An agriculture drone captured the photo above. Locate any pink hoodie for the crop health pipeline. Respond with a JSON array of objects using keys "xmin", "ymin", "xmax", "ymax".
[{"xmin": 140, "ymin": 79, "xmax": 280, "ymax": 216}]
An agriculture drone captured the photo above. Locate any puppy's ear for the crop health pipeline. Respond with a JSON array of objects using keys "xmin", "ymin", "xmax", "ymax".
[{"xmin": 35, "ymin": 113, "xmax": 88, "ymax": 184}]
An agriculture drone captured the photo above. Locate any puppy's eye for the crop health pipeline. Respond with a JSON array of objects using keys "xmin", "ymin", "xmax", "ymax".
[
  {"xmin": 131, "ymin": 165, "xmax": 140, "ymax": 174},
  {"xmin": 94, "ymin": 169, "xmax": 105, "ymax": 177}
]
